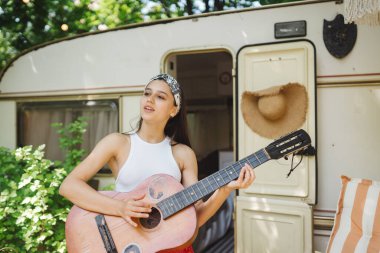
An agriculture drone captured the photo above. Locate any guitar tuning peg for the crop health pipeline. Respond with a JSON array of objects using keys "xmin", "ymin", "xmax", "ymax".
[{"xmin": 296, "ymin": 146, "xmax": 316, "ymax": 156}]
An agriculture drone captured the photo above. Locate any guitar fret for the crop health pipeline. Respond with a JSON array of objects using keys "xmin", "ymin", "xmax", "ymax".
[
  {"xmin": 186, "ymin": 188, "xmax": 196, "ymax": 202},
  {"xmin": 204, "ymin": 178, "xmax": 213, "ymax": 193},
  {"xmin": 248, "ymin": 155, "xmax": 260, "ymax": 168},
  {"xmin": 173, "ymin": 194, "xmax": 183, "ymax": 209},
  {"xmin": 218, "ymin": 171, "xmax": 228, "ymax": 185},
  {"xmin": 175, "ymin": 196, "xmax": 182, "ymax": 210},
  {"xmin": 260, "ymin": 150, "xmax": 269, "ymax": 161},
  {"xmin": 212, "ymin": 173, "xmax": 222, "ymax": 188},
  {"xmin": 160, "ymin": 202, "xmax": 169, "ymax": 217},
  {"xmin": 244, "ymin": 157, "xmax": 254, "ymax": 168},
  {"xmin": 169, "ymin": 198, "xmax": 177, "ymax": 212},
  {"xmin": 195, "ymin": 183, "xmax": 202, "ymax": 200},
  {"xmin": 179, "ymin": 193, "xmax": 186, "ymax": 207},
  {"xmin": 226, "ymin": 166, "xmax": 238, "ymax": 178},
  {"xmin": 200, "ymin": 180, "xmax": 208, "ymax": 194},
  {"xmin": 224, "ymin": 168, "xmax": 233, "ymax": 180},
  {"xmin": 164, "ymin": 203, "xmax": 171, "ymax": 217},
  {"xmin": 186, "ymin": 188, "xmax": 194, "ymax": 205},
  {"xmin": 167, "ymin": 199, "xmax": 175, "ymax": 214},
  {"xmin": 215, "ymin": 173, "xmax": 221, "ymax": 187},
  {"xmin": 172, "ymin": 195, "xmax": 182, "ymax": 211},
  {"xmin": 233, "ymin": 162, "xmax": 241, "ymax": 175},
  {"xmin": 262, "ymin": 148, "xmax": 271, "ymax": 159},
  {"xmin": 182, "ymin": 188, "xmax": 190, "ymax": 204},
  {"xmin": 157, "ymin": 202, "xmax": 165, "ymax": 217},
  {"xmin": 209, "ymin": 174, "xmax": 217, "ymax": 188},
  {"xmin": 206, "ymin": 177, "xmax": 214, "ymax": 192},
  {"xmin": 256, "ymin": 150, "xmax": 264, "ymax": 162},
  {"xmin": 190, "ymin": 185, "xmax": 199, "ymax": 199},
  {"xmin": 221, "ymin": 171, "xmax": 231, "ymax": 182},
  {"xmin": 254, "ymin": 152, "xmax": 262, "ymax": 163},
  {"xmin": 231, "ymin": 164, "xmax": 238, "ymax": 175},
  {"xmin": 174, "ymin": 199, "xmax": 180, "ymax": 212},
  {"xmin": 239, "ymin": 159, "xmax": 247, "ymax": 174},
  {"xmin": 178, "ymin": 192, "xmax": 187, "ymax": 207}
]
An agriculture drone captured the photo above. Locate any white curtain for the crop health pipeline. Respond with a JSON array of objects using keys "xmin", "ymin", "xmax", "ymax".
[
  {"xmin": 187, "ymin": 108, "xmax": 232, "ymax": 160},
  {"xmin": 82, "ymin": 109, "xmax": 118, "ymax": 151},
  {"xmin": 21, "ymin": 101, "xmax": 118, "ymax": 162}
]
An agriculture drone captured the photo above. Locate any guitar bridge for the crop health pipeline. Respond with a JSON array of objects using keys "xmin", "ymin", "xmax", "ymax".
[{"xmin": 95, "ymin": 215, "xmax": 118, "ymax": 253}]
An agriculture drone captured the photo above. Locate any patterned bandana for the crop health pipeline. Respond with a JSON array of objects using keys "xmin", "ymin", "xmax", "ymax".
[{"xmin": 147, "ymin": 74, "xmax": 181, "ymax": 113}]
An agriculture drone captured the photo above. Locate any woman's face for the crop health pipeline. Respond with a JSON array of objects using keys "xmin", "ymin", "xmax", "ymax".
[{"xmin": 140, "ymin": 80, "xmax": 178, "ymax": 124}]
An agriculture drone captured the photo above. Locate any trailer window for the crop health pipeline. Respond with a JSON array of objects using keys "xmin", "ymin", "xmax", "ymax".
[{"xmin": 17, "ymin": 100, "xmax": 118, "ymax": 171}]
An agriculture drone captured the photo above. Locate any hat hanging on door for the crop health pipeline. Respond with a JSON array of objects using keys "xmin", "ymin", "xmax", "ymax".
[{"xmin": 241, "ymin": 83, "xmax": 308, "ymax": 139}]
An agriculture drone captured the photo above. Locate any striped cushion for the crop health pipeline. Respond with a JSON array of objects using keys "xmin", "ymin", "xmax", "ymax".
[{"xmin": 327, "ymin": 175, "xmax": 380, "ymax": 253}]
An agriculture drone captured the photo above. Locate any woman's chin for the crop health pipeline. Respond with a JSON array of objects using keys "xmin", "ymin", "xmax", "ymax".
[{"xmin": 141, "ymin": 113, "xmax": 157, "ymax": 122}]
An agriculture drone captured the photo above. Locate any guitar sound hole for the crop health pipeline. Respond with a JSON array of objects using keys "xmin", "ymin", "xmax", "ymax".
[
  {"xmin": 124, "ymin": 244, "xmax": 141, "ymax": 253},
  {"xmin": 139, "ymin": 207, "xmax": 161, "ymax": 229}
]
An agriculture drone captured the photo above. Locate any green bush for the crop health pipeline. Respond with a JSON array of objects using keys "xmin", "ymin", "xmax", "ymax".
[
  {"xmin": 52, "ymin": 116, "xmax": 88, "ymax": 172},
  {"xmin": 0, "ymin": 117, "xmax": 88, "ymax": 252},
  {"xmin": 0, "ymin": 145, "xmax": 69, "ymax": 252},
  {"xmin": 0, "ymin": 147, "xmax": 24, "ymax": 251}
]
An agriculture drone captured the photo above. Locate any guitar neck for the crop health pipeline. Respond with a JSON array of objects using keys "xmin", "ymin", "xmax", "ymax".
[{"xmin": 157, "ymin": 148, "xmax": 270, "ymax": 219}]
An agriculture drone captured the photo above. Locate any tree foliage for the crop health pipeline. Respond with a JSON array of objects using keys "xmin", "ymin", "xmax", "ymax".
[
  {"xmin": 0, "ymin": 0, "xmax": 301, "ymax": 71},
  {"xmin": 0, "ymin": 0, "xmax": 145, "ymax": 70}
]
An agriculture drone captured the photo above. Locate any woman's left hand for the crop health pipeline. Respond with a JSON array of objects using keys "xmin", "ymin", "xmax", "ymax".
[{"xmin": 224, "ymin": 163, "xmax": 255, "ymax": 190}]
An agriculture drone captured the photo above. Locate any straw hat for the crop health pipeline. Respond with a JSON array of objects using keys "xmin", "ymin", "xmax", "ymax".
[{"xmin": 241, "ymin": 83, "xmax": 308, "ymax": 139}]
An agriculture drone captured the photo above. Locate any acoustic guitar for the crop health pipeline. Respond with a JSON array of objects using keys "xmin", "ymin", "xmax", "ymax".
[{"xmin": 65, "ymin": 129, "xmax": 311, "ymax": 253}]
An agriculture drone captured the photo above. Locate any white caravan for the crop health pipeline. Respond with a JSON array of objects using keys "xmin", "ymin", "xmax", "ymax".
[{"xmin": 1, "ymin": 0, "xmax": 379, "ymax": 252}]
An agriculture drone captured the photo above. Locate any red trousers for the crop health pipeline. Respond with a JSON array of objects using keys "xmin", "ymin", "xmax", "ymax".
[{"xmin": 174, "ymin": 246, "xmax": 194, "ymax": 253}]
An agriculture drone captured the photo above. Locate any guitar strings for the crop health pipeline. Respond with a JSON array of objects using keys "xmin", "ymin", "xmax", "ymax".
[
  {"xmin": 286, "ymin": 153, "xmax": 304, "ymax": 178},
  {"xmin": 160, "ymin": 151, "xmax": 269, "ymax": 217}
]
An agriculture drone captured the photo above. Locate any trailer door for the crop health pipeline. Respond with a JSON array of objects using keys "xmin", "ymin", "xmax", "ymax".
[{"xmin": 236, "ymin": 40, "xmax": 316, "ymax": 252}]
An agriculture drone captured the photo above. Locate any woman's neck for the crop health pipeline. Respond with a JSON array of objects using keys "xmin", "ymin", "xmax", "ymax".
[{"xmin": 138, "ymin": 122, "xmax": 166, "ymax": 143}]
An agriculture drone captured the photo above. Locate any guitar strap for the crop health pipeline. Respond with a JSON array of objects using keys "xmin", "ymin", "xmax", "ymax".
[{"xmin": 95, "ymin": 215, "xmax": 118, "ymax": 253}]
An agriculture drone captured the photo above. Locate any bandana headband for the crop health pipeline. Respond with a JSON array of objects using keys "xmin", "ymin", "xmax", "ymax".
[{"xmin": 147, "ymin": 74, "xmax": 181, "ymax": 113}]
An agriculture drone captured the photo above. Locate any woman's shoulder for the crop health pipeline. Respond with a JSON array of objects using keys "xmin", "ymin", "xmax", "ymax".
[
  {"xmin": 171, "ymin": 143, "xmax": 197, "ymax": 173},
  {"xmin": 171, "ymin": 143, "xmax": 196, "ymax": 159},
  {"xmin": 97, "ymin": 132, "xmax": 131, "ymax": 148}
]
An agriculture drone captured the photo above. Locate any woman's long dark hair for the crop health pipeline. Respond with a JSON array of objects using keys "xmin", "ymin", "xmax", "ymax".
[{"xmin": 135, "ymin": 83, "xmax": 191, "ymax": 148}]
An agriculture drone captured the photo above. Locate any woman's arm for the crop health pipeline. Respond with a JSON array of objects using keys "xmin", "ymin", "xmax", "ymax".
[
  {"xmin": 59, "ymin": 133, "xmax": 151, "ymax": 227},
  {"xmin": 194, "ymin": 164, "xmax": 254, "ymax": 227},
  {"xmin": 178, "ymin": 146, "xmax": 255, "ymax": 227}
]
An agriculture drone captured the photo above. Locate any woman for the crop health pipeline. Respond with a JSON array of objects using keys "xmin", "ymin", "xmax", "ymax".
[{"xmin": 59, "ymin": 73, "xmax": 255, "ymax": 252}]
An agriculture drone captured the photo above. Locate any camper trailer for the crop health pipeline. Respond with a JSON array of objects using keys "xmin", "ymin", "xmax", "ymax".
[{"xmin": 1, "ymin": 0, "xmax": 379, "ymax": 252}]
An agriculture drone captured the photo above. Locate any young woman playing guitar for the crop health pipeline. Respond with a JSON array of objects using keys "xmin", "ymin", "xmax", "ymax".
[{"xmin": 59, "ymin": 74, "xmax": 255, "ymax": 253}]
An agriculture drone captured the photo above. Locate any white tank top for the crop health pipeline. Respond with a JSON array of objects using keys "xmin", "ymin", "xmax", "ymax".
[{"xmin": 115, "ymin": 133, "xmax": 181, "ymax": 192}]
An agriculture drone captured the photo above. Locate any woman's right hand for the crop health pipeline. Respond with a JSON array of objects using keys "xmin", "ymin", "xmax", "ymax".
[{"xmin": 118, "ymin": 192, "xmax": 152, "ymax": 227}]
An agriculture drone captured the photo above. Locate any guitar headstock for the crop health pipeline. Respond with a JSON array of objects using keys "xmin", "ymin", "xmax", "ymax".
[{"xmin": 265, "ymin": 129, "xmax": 311, "ymax": 160}]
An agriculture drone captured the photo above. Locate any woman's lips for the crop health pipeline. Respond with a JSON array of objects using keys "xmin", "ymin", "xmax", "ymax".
[{"xmin": 144, "ymin": 106, "xmax": 154, "ymax": 112}]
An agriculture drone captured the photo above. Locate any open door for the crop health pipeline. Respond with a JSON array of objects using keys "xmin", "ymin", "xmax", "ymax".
[{"xmin": 236, "ymin": 40, "xmax": 316, "ymax": 252}]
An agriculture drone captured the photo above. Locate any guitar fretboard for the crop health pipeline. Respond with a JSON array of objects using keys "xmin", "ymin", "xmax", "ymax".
[{"xmin": 157, "ymin": 148, "xmax": 270, "ymax": 219}]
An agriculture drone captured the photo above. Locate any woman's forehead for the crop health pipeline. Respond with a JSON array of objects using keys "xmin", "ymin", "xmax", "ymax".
[{"xmin": 145, "ymin": 80, "xmax": 172, "ymax": 94}]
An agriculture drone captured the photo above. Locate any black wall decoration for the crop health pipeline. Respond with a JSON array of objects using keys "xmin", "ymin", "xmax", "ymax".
[{"xmin": 323, "ymin": 14, "xmax": 357, "ymax": 58}]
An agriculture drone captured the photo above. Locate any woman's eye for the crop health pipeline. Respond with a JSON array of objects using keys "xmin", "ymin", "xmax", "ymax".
[
  {"xmin": 143, "ymin": 92, "xmax": 150, "ymax": 96},
  {"xmin": 158, "ymin": 96, "xmax": 165, "ymax": 100}
]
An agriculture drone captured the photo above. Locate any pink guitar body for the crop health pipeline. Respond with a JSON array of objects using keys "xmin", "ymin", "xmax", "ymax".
[{"xmin": 65, "ymin": 174, "xmax": 198, "ymax": 253}]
